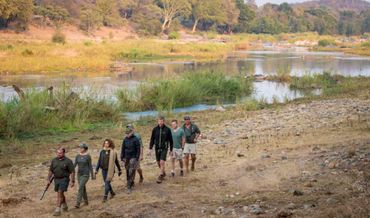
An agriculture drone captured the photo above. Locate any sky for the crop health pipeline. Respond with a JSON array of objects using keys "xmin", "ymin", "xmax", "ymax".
[{"xmin": 256, "ymin": 0, "xmax": 370, "ymax": 6}]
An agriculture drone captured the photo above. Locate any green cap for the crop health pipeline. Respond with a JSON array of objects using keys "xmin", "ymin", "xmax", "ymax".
[{"xmin": 79, "ymin": 142, "xmax": 88, "ymax": 149}]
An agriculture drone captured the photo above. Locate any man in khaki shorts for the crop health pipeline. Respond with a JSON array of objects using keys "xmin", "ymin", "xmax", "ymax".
[
  {"xmin": 170, "ymin": 120, "xmax": 185, "ymax": 177},
  {"xmin": 182, "ymin": 115, "xmax": 200, "ymax": 173}
]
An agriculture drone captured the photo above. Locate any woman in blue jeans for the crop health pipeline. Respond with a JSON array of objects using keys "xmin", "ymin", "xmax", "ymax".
[{"xmin": 95, "ymin": 139, "xmax": 122, "ymax": 202}]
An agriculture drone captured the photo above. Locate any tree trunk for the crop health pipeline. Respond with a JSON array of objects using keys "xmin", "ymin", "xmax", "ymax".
[
  {"xmin": 161, "ymin": 18, "xmax": 169, "ymax": 32},
  {"xmin": 192, "ymin": 19, "xmax": 199, "ymax": 33}
]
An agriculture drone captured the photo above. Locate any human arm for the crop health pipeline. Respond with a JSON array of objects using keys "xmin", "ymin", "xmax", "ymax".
[
  {"xmin": 135, "ymin": 139, "xmax": 141, "ymax": 160},
  {"xmin": 121, "ymin": 139, "xmax": 125, "ymax": 161},
  {"xmin": 115, "ymin": 153, "xmax": 122, "ymax": 175},
  {"xmin": 149, "ymin": 128, "xmax": 155, "ymax": 150},
  {"xmin": 95, "ymin": 151, "xmax": 101, "ymax": 174},
  {"xmin": 168, "ymin": 128, "xmax": 173, "ymax": 152},
  {"xmin": 68, "ymin": 159, "xmax": 75, "ymax": 187},
  {"xmin": 87, "ymin": 155, "xmax": 95, "ymax": 180}
]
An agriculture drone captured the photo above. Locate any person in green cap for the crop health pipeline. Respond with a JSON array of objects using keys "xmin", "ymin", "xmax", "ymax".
[
  {"xmin": 126, "ymin": 124, "xmax": 144, "ymax": 183},
  {"xmin": 47, "ymin": 147, "xmax": 75, "ymax": 216},
  {"xmin": 183, "ymin": 115, "xmax": 201, "ymax": 172},
  {"xmin": 74, "ymin": 142, "xmax": 95, "ymax": 209},
  {"xmin": 170, "ymin": 119, "xmax": 185, "ymax": 177}
]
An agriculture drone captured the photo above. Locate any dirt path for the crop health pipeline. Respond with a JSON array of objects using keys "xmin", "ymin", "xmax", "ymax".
[{"xmin": 0, "ymin": 98, "xmax": 369, "ymax": 217}]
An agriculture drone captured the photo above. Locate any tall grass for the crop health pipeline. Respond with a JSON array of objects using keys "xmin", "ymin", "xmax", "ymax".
[
  {"xmin": 0, "ymin": 86, "xmax": 120, "ymax": 138},
  {"xmin": 116, "ymin": 71, "xmax": 252, "ymax": 112}
]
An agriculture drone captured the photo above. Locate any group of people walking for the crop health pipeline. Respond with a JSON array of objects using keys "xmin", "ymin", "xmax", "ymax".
[{"xmin": 47, "ymin": 115, "xmax": 200, "ymax": 216}]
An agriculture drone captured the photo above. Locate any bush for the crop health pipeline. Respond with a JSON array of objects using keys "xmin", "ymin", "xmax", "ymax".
[
  {"xmin": 52, "ymin": 30, "xmax": 66, "ymax": 44},
  {"xmin": 116, "ymin": 71, "xmax": 252, "ymax": 112},
  {"xmin": 318, "ymin": 39, "xmax": 336, "ymax": 47},
  {"xmin": 0, "ymin": 86, "xmax": 119, "ymax": 138},
  {"xmin": 21, "ymin": 49, "xmax": 33, "ymax": 56},
  {"xmin": 168, "ymin": 31, "xmax": 180, "ymax": 40}
]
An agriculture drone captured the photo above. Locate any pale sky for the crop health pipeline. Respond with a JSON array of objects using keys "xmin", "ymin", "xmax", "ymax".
[{"xmin": 256, "ymin": 0, "xmax": 370, "ymax": 6}]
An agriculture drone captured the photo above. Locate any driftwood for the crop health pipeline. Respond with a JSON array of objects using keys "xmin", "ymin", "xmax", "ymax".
[{"xmin": 12, "ymin": 85, "xmax": 25, "ymax": 101}]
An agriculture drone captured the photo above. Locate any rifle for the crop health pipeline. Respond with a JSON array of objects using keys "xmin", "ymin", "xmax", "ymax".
[{"xmin": 40, "ymin": 175, "xmax": 54, "ymax": 200}]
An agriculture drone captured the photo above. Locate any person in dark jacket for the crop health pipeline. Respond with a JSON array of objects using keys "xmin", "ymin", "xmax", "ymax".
[
  {"xmin": 121, "ymin": 127, "xmax": 141, "ymax": 192},
  {"xmin": 149, "ymin": 116, "xmax": 173, "ymax": 184},
  {"xmin": 95, "ymin": 139, "xmax": 122, "ymax": 202}
]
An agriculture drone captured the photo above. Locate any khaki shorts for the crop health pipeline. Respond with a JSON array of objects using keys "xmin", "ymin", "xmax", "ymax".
[
  {"xmin": 171, "ymin": 148, "xmax": 183, "ymax": 160},
  {"xmin": 183, "ymin": 143, "xmax": 196, "ymax": 154}
]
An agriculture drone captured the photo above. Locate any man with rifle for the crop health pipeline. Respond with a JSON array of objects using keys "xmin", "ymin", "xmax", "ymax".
[{"xmin": 47, "ymin": 147, "xmax": 75, "ymax": 216}]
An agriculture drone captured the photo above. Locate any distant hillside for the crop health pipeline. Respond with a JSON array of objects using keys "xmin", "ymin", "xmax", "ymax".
[
  {"xmin": 294, "ymin": 0, "xmax": 370, "ymax": 13},
  {"xmin": 34, "ymin": 0, "xmax": 93, "ymax": 17}
]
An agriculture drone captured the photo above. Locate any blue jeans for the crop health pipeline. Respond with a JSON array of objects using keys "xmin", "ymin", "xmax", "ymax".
[{"xmin": 102, "ymin": 170, "xmax": 114, "ymax": 197}]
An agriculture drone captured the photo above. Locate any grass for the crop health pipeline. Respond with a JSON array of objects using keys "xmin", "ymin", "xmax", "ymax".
[
  {"xmin": 116, "ymin": 71, "xmax": 253, "ymax": 112},
  {"xmin": 0, "ymin": 85, "xmax": 120, "ymax": 138},
  {"xmin": 0, "ymin": 39, "xmax": 233, "ymax": 74}
]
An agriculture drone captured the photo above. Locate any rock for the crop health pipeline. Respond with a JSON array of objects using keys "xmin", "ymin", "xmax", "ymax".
[
  {"xmin": 249, "ymin": 204, "xmax": 264, "ymax": 215},
  {"xmin": 89, "ymin": 135, "xmax": 102, "ymax": 140},
  {"xmin": 312, "ymin": 146, "xmax": 321, "ymax": 151},
  {"xmin": 277, "ymin": 210, "xmax": 293, "ymax": 218},
  {"xmin": 304, "ymin": 182, "xmax": 313, "ymax": 187},
  {"xmin": 303, "ymin": 204, "xmax": 315, "ymax": 209},
  {"xmin": 281, "ymin": 156, "xmax": 288, "ymax": 160},
  {"xmin": 214, "ymin": 139, "xmax": 225, "ymax": 145},
  {"xmin": 290, "ymin": 189, "xmax": 304, "ymax": 196},
  {"xmin": 328, "ymin": 160, "xmax": 339, "ymax": 169},
  {"xmin": 286, "ymin": 203, "xmax": 296, "ymax": 210},
  {"xmin": 239, "ymin": 215, "xmax": 249, "ymax": 218},
  {"xmin": 215, "ymin": 206, "xmax": 224, "ymax": 215},
  {"xmin": 215, "ymin": 106, "xmax": 226, "ymax": 112},
  {"xmin": 261, "ymin": 153, "xmax": 271, "ymax": 159},
  {"xmin": 326, "ymin": 198, "xmax": 338, "ymax": 204},
  {"xmin": 237, "ymin": 152, "xmax": 245, "ymax": 157},
  {"xmin": 243, "ymin": 206, "xmax": 249, "ymax": 212}
]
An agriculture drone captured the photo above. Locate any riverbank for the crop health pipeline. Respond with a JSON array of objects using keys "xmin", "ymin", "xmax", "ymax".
[
  {"xmin": 0, "ymin": 96, "xmax": 369, "ymax": 217},
  {"xmin": 1, "ymin": 32, "xmax": 369, "ymax": 74}
]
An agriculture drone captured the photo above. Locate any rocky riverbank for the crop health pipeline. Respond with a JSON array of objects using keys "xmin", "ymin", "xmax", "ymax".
[{"xmin": 0, "ymin": 98, "xmax": 369, "ymax": 217}]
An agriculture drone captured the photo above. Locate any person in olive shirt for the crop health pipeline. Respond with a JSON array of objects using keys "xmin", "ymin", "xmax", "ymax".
[
  {"xmin": 183, "ymin": 115, "xmax": 201, "ymax": 172},
  {"xmin": 95, "ymin": 139, "xmax": 122, "ymax": 202},
  {"xmin": 47, "ymin": 147, "xmax": 75, "ymax": 216},
  {"xmin": 170, "ymin": 119, "xmax": 185, "ymax": 177},
  {"xmin": 74, "ymin": 143, "xmax": 95, "ymax": 209},
  {"xmin": 149, "ymin": 116, "xmax": 173, "ymax": 184},
  {"xmin": 121, "ymin": 127, "xmax": 141, "ymax": 192}
]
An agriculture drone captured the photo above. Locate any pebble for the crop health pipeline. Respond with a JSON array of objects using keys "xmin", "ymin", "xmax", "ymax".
[
  {"xmin": 249, "ymin": 204, "xmax": 264, "ymax": 215},
  {"xmin": 215, "ymin": 206, "xmax": 224, "ymax": 215}
]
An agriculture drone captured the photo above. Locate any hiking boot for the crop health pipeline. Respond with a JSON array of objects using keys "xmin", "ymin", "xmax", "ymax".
[
  {"xmin": 191, "ymin": 165, "xmax": 195, "ymax": 171},
  {"xmin": 171, "ymin": 172, "xmax": 175, "ymax": 177},
  {"xmin": 83, "ymin": 201, "xmax": 89, "ymax": 206},
  {"xmin": 74, "ymin": 203, "xmax": 80, "ymax": 209},
  {"xmin": 163, "ymin": 172, "xmax": 166, "ymax": 178},
  {"xmin": 156, "ymin": 175, "xmax": 163, "ymax": 184},
  {"xmin": 61, "ymin": 203, "xmax": 68, "ymax": 212},
  {"xmin": 110, "ymin": 192, "xmax": 116, "ymax": 199},
  {"xmin": 180, "ymin": 170, "xmax": 184, "ymax": 176},
  {"xmin": 139, "ymin": 176, "xmax": 144, "ymax": 184},
  {"xmin": 102, "ymin": 196, "xmax": 108, "ymax": 203},
  {"xmin": 53, "ymin": 207, "xmax": 61, "ymax": 216}
]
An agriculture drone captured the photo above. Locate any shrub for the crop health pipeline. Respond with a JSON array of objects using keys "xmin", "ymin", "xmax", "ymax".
[
  {"xmin": 52, "ymin": 30, "xmax": 66, "ymax": 44},
  {"xmin": 21, "ymin": 49, "xmax": 33, "ymax": 56},
  {"xmin": 318, "ymin": 39, "xmax": 336, "ymax": 47},
  {"xmin": 168, "ymin": 31, "xmax": 180, "ymax": 40}
]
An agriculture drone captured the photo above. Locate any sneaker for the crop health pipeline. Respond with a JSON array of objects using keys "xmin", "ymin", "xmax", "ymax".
[
  {"xmin": 53, "ymin": 207, "xmax": 61, "ymax": 216},
  {"xmin": 139, "ymin": 176, "xmax": 144, "ymax": 184},
  {"xmin": 171, "ymin": 172, "xmax": 175, "ymax": 177},
  {"xmin": 61, "ymin": 203, "xmax": 68, "ymax": 212},
  {"xmin": 163, "ymin": 172, "xmax": 166, "ymax": 178},
  {"xmin": 180, "ymin": 170, "xmax": 184, "ymax": 176},
  {"xmin": 191, "ymin": 165, "xmax": 195, "ymax": 171}
]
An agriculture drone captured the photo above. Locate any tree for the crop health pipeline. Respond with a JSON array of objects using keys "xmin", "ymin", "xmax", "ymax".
[
  {"xmin": 157, "ymin": 0, "xmax": 191, "ymax": 32},
  {"xmin": 0, "ymin": 0, "xmax": 33, "ymax": 30},
  {"xmin": 234, "ymin": 0, "xmax": 256, "ymax": 33},
  {"xmin": 131, "ymin": 0, "xmax": 162, "ymax": 36},
  {"xmin": 361, "ymin": 10, "xmax": 370, "ymax": 33},
  {"xmin": 79, "ymin": 6, "xmax": 102, "ymax": 34},
  {"xmin": 190, "ymin": 0, "xmax": 224, "ymax": 32},
  {"xmin": 96, "ymin": 0, "xmax": 123, "ymax": 27},
  {"xmin": 34, "ymin": 5, "xmax": 70, "ymax": 28},
  {"xmin": 221, "ymin": 0, "xmax": 240, "ymax": 33},
  {"xmin": 338, "ymin": 11, "xmax": 361, "ymax": 36}
]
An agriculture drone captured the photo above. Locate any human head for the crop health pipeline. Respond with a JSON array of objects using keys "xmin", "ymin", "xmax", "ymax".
[
  {"xmin": 184, "ymin": 115, "xmax": 191, "ymax": 125},
  {"xmin": 125, "ymin": 126, "xmax": 134, "ymax": 137},
  {"xmin": 79, "ymin": 142, "xmax": 88, "ymax": 153},
  {"xmin": 56, "ymin": 147, "xmax": 66, "ymax": 159},
  {"xmin": 158, "ymin": 116, "xmax": 165, "ymax": 127},
  {"xmin": 103, "ymin": 139, "xmax": 115, "ymax": 149},
  {"xmin": 171, "ymin": 119, "xmax": 178, "ymax": 129}
]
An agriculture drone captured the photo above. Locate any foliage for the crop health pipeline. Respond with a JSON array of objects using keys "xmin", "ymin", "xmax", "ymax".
[
  {"xmin": 51, "ymin": 30, "xmax": 66, "ymax": 44},
  {"xmin": 318, "ymin": 39, "xmax": 336, "ymax": 47},
  {"xmin": 116, "ymin": 71, "xmax": 252, "ymax": 112},
  {"xmin": 168, "ymin": 31, "xmax": 180, "ymax": 39}
]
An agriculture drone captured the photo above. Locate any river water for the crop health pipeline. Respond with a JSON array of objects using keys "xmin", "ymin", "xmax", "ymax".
[{"xmin": 1, "ymin": 51, "xmax": 370, "ymax": 119}]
